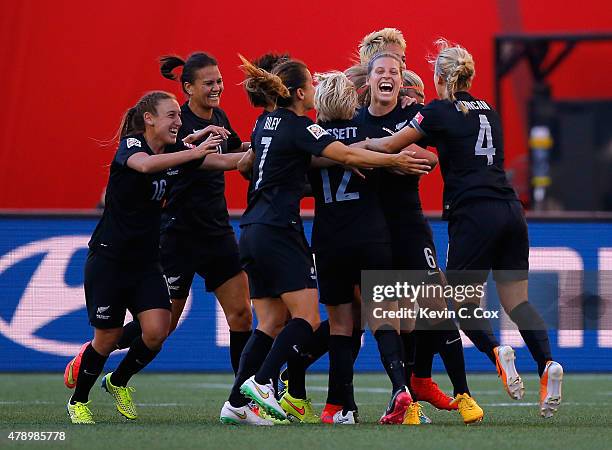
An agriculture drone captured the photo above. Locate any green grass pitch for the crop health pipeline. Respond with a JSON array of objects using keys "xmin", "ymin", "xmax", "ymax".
[{"xmin": 1, "ymin": 373, "xmax": 610, "ymax": 449}]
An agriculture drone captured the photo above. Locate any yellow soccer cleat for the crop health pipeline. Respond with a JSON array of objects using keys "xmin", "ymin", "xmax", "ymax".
[
  {"xmin": 450, "ymin": 393, "xmax": 484, "ymax": 425},
  {"xmin": 66, "ymin": 400, "xmax": 95, "ymax": 424},
  {"xmin": 402, "ymin": 402, "xmax": 432, "ymax": 425},
  {"xmin": 101, "ymin": 373, "xmax": 137, "ymax": 420},
  {"xmin": 280, "ymin": 392, "xmax": 320, "ymax": 423}
]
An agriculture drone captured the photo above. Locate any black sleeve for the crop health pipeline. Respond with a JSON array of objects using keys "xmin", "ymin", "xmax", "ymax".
[
  {"xmin": 294, "ymin": 117, "xmax": 338, "ymax": 156},
  {"xmin": 409, "ymin": 101, "xmax": 445, "ymax": 137},
  {"xmin": 114, "ymin": 137, "xmax": 146, "ymax": 166}
]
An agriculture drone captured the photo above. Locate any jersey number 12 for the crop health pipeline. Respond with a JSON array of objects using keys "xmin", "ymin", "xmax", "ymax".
[
  {"xmin": 475, "ymin": 114, "xmax": 496, "ymax": 165},
  {"xmin": 320, "ymin": 168, "xmax": 360, "ymax": 203}
]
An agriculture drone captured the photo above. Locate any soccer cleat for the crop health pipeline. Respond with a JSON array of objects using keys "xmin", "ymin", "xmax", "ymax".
[
  {"xmin": 380, "ymin": 386, "xmax": 412, "ymax": 424},
  {"xmin": 258, "ymin": 407, "xmax": 291, "ymax": 424},
  {"xmin": 280, "ymin": 392, "xmax": 320, "ymax": 423},
  {"xmin": 411, "ymin": 375, "xmax": 458, "ymax": 410},
  {"xmin": 332, "ymin": 409, "xmax": 359, "ymax": 424},
  {"xmin": 64, "ymin": 341, "xmax": 90, "ymax": 389},
  {"xmin": 240, "ymin": 376, "xmax": 286, "ymax": 420},
  {"xmin": 403, "ymin": 402, "xmax": 432, "ymax": 425},
  {"xmin": 101, "ymin": 373, "xmax": 137, "ymax": 420},
  {"xmin": 450, "ymin": 393, "xmax": 484, "ymax": 424},
  {"xmin": 321, "ymin": 403, "xmax": 343, "ymax": 424},
  {"xmin": 66, "ymin": 400, "xmax": 95, "ymax": 424},
  {"xmin": 219, "ymin": 401, "xmax": 274, "ymax": 426},
  {"xmin": 277, "ymin": 368, "xmax": 289, "ymax": 399},
  {"xmin": 494, "ymin": 345, "xmax": 525, "ymax": 400},
  {"xmin": 540, "ymin": 361, "xmax": 563, "ymax": 418}
]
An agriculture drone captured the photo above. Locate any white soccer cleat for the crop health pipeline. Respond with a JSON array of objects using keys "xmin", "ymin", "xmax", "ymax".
[
  {"xmin": 240, "ymin": 376, "xmax": 287, "ymax": 420},
  {"xmin": 332, "ymin": 409, "xmax": 359, "ymax": 424},
  {"xmin": 494, "ymin": 345, "xmax": 524, "ymax": 400},
  {"xmin": 219, "ymin": 401, "xmax": 274, "ymax": 426},
  {"xmin": 540, "ymin": 361, "xmax": 563, "ymax": 418}
]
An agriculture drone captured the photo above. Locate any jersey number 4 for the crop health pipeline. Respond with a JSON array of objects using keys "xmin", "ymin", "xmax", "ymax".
[
  {"xmin": 320, "ymin": 168, "xmax": 360, "ymax": 203},
  {"xmin": 475, "ymin": 114, "xmax": 496, "ymax": 165}
]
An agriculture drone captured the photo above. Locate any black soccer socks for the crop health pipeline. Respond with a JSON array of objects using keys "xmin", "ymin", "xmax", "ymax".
[
  {"xmin": 458, "ymin": 302, "xmax": 499, "ymax": 365},
  {"xmin": 71, "ymin": 344, "xmax": 108, "ymax": 404},
  {"xmin": 110, "ymin": 337, "xmax": 160, "ymax": 387},
  {"xmin": 230, "ymin": 330, "xmax": 252, "ymax": 376},
  {"xmin": 509, "ymin": 301, "xmax": 553, "ymax": 377},
  {"xmin": 228, "ymin": 329, "xmax": 274, "ymax": 407},
  {"xmin": 255, "ymin": 318, "xmax": 314, "ymax": 386}
]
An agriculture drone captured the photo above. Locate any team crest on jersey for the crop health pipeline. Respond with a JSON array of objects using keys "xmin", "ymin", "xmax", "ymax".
[
  {"xmin": 414, "ymin": 112, "xmax": 424, "ymax": 124},
  {"xmin": 126, "ymin": 138, "xmax": 142, "ymax": 148},
  {"xmin": 395, "ymin": 120, "xmax": 408, "ymax": 131},
  {"xmin": 306, "ymin": 124, "xmax": 330, "ymax": 140}
]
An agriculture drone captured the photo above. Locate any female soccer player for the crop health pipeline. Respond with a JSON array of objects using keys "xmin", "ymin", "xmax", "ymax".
[
  {"xmin": 219, "ymin": 56, "xmax": 431, "ymax": 425},
  {"xmin": 115, "ymin": 52, "xmax": 253, "ymax": 373},
  {"xmin": 66, "ymin": 91, "xmax": 221, "ymax": 424},
  {"xmin": 65, "ymin": 53, "xmax": 253, "ymax": 393},
  {"xmin": 362, "ymin": 39, "xmax": 564, "ymax": 418},
  {"xmin": 355, "ymin": 52, "xmax": 483, "ymax": 424},
  {"xmin": 307, "ymin": 70, "xmax": 408, "ymax": 424}
]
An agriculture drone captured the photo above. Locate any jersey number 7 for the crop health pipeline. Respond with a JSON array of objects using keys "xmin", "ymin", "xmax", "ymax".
[{"xmin": 475, "ymin": 114, "xmax": 496, "ymax": 165}]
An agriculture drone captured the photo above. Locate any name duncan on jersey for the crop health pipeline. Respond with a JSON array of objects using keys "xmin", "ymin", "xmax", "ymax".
[{"xmin": 454, "ymin": 100, "xmax": 491, "ymax": 112}]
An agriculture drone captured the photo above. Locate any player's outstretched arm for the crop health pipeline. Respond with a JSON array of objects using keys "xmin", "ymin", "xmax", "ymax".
[
  {"xmin": 359, "ymin": 126, "xmax": 424, "ymax": 154},
  {"xmin": 199, "ymin": 152, "xmax": 248, "ymax": 171},
  {"xmin": 320, "ymin": 141, "xmax": 431, "ymax": 175},
  {"xmin": 127, "ymin": 135, "xmax": 222, "ymax": 174}
]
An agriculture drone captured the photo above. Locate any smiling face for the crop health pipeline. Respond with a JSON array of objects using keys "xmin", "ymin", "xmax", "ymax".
[
  {"xmin": 367, "ymin": 56, "xmax": 402, "ymax": 105},
  {"xmin": 300, "ymin": 69, "xmax": 316, "ymax": 111},
  {"xmin": 185, "ymin": 65, "xmax": 223, "ymax": 110},
  {"xmin": 144, "ymin": 98, "xmax": 182, "ymax": 145}
]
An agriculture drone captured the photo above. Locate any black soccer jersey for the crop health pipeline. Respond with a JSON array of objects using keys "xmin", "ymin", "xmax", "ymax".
[
  {"xmin": 354, "ymin": 103, "xmax": 428, "ymax": 216},
  {"xmin": 161, "ymin": 103, "xmax": 242, "ymax": 237},
  {"xmin": 240, "ymin": 108, "xmax": 337, "ymax": 230},
  {"xmin": 307, "ymin": 119, "xmax": 389, "ymax": 252},
  {"xmin": 409, "ymin": 91, "xmax": 517, "ymax": 218},
  {"xmin": 89, "ymin": 134, "xmax": 191, "ymax": 262}
]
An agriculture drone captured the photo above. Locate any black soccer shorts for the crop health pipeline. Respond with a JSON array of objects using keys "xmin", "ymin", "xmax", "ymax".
[
  {"xmin": 160, "ymin": 230, "xmax": 243, "ymax": 298},
  {"xmin": 84, "ymin": 250, "xmax": 171, "ymax": 329},
  {"xmin": 446, "ymin": 199, "xmax": 529, "ymax": 285},
  {"xmin": 315, "ymin": 242, "xmax": 392, "ymax": 306},
  {"xmin": 239, "ymin": 224, "xmax": 317, "ymax": 298}
]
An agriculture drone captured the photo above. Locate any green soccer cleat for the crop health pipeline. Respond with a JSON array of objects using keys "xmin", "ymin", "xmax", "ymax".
[
  {"xmin": 67, "ymin": 400, "xmax": 95, "ymax": 424},
  {"xmin": 101, "ymin": 373, "xmax": 137, "ymax": 420},
  {"xmin": 240, "ymin": 376, "xmax": 287, "ymax": 420}
]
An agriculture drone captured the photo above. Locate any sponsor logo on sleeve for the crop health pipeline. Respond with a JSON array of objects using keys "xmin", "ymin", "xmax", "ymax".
[
  {"xmin": 126, "ymin": 138, "xmax": 142, "ymax": 148},
  {"xmin": 306, "ymin": 124, "xmax": 330, "ymax": 140},
  {"xmin": 395, "ymin": 120, "xmax": 408, "ymax": 131}
]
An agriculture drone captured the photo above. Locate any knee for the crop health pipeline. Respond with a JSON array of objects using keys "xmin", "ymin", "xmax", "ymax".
[
  {"xmin": 141, "ymin": 327, "xmax": 169, "ymax": 350},
  {"xmin": 226, "ymin": 304, "xmax": 253, "ymax": 331},
  {"xmin": 92, "ymin": 330, "xmax": 122, "ymax": 355},
  {"xmin": 304, "ymin": 315, "xmax": 320, "ymax": 331},
  {"xmin": 257, "ymin": 318, "xmax": 285, "ymax": 338}
]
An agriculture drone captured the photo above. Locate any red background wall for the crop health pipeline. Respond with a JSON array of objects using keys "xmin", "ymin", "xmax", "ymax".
[{"xmin": 0, "ymin": 0, "xmax": 610, "ymax": 211}]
